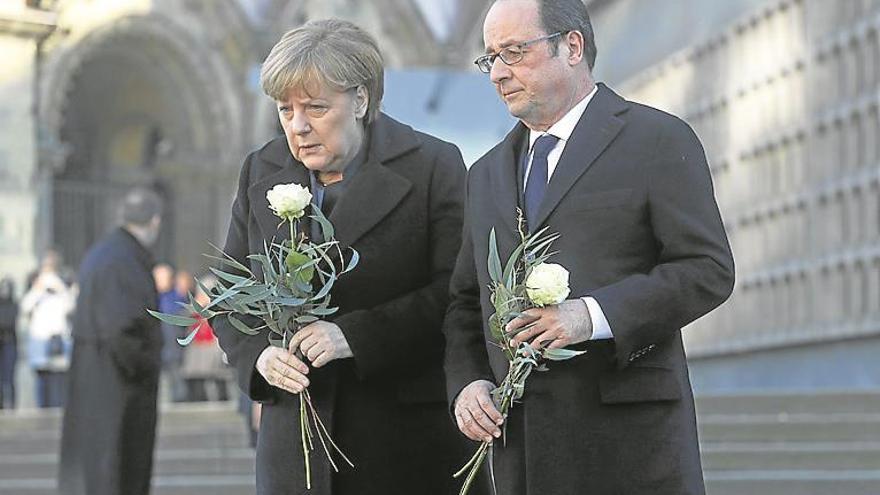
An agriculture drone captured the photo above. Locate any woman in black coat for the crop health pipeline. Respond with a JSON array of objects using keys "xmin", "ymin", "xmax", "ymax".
[{"xmin": 212, "ymin": 19, "xmax": 478, "ymax": 494}]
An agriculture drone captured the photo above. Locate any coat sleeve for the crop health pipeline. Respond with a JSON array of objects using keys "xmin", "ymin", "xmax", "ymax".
[
  {"xmin": 334, "ymin": 142, "xmax": 467, "ymax": 379},
  {"xmin": 590, "ymin": 117, "xmax": 735, "ymax": 368},
  {"xmin": 94, "ymin": 262, "xmax": 162, "ymax": 381},
  {"xmin": 441, "ymin": 168, "xmax": 496, "ymax": 407},
  {"xmin": 211, "ymin": 153, "xmax": 276, "ymax": 402}
]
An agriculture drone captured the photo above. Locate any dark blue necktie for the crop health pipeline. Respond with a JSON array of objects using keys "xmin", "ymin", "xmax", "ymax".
[{"xmin": 524, "ymin": 134, "xmax": 559, "ymax": 225}]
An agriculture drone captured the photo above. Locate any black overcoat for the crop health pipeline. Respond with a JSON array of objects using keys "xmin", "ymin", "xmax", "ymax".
[
  {"xmin": 214, "ymin": 114, "xmax": 481, "ymax": 494},
  {"xmin": 59, "ymin": 228, "xmax": 163, "ymax": 495},
  {"xmin": 444, "ymin": 84, "xmax": 736, "ymax": 495}
]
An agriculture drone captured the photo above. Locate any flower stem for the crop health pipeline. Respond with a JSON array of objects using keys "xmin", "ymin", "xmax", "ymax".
[
  {"xmin": 453, "ymin": 440, "xmax": 489, "ymax": 478},
  {"xmin": 300, "ymin": 394, "xmax": 311, "ymax": 490},
  {"xmin": 454, "ymin": 442, "xmax": 490, "ymax": 495}
]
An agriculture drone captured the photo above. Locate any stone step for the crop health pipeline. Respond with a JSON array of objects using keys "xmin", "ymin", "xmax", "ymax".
[
  {"xmin": 704, "ymin": 470, "xmax": 880, "ymax": 495},
  {"xmin": 0, "ymin": 474, "xmax": 255, "ymax": 494},
  {"xmin": 0, "ymin": 447, "xmax": 255, "ymax": 480},
  {"xmin": 698, "ymin": 413, "xmax": 880, "ymax": 442},
  {"xmin": 0, "ymin": 426, "xmax": 248, "ymax": 457},
  {"xmin": 695, "ymin": 391, "xmax": 880, "ymax": 416},
  {"xmin": 0, "ymin": 403, "xmax": 255, "ymax": 494},
  {"xmin": 0, "ymin": 403, "xmax": 244, "ymax": 432},
  {"xmin": 701, "ymin": 441, "xmax": 880, "ymax": 471}
]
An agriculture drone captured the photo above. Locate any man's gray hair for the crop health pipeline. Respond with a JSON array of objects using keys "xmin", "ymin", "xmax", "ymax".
[
  {"xmin": 120, "ymin": 187, "xmax": 163, "ymax": 226},
  {"xmin": 260, "ymin": 19, "xmax": 385, "ymax": 124},
  {"xmin": 534, "ymin": 0, "xmax": 597, "ymax": 70}
]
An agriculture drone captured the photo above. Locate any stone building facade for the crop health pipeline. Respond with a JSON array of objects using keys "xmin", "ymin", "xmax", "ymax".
[
  {"xmin": 0, "ymin": 0, "xmax": 492, "ymax": 286},
  {"xmin": 591, "ymin": 0, "xmax": 880, "ymax": 390},
  {"xmin": 0, "ymin": 3, "xmax": 57, "ymax": 290}
]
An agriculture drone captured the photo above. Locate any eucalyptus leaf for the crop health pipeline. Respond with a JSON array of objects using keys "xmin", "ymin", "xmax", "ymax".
[
  {"xmin": 248, "ymin": 252, "xmax": 275, "ymax": 281},
  {"xmin": 176, "ymin": 327, "xmax": 199, "ymax": 346},
  {"xmin": 311, "ymin": 276, "xmax": 336, "ymax": 301},
  {"xmin": 188, "ymin": 294, "xmax": 217, "ymax": 320},
  {"xmin": 228, "ymin": 314, "xmax": 261, "ymax": 335},
  {"xmin": 292, "ymin": 275, "xmax": 313, "ymax": 294},
  {"xmin": 267, "ymin": 331, "xmax": 285, "ymax": 348},
  {"xmin": 195, "ymin": 277, "xmax": 218, "ymax": 301},
  {"xmin": 310, "ymin": 242, "xmax": 340, "ymax": 277},
  {"xmin": 271, "ymin": 296, "xmax": 309, "ymax": 306},
  {"xmin": 147, "ymin": 309, "xmax": 198, "ymax": 327},
  {"xmin": 542, "ymin": 348, "xmax": 587, "ymax": 361},
  {"xmin": 229, "ymin": 300, "xmax": 263, "ymax": 317},
  {"xmin": 502, "ymin": 242, "xmax": 525, "ymax": 288},
  {"xmin": 308, "ymin": 306, "xmax": 338, "ymax": 316},
  {"xmin": 523, "ymin": 226, "xmax": 552, "ymax": 248},
  {"xmin": 235, "ymin": 287, "xmax": 275, "ymax": 306},
  {"xmin": 205, "ymin": 242, "xmax": 251, "ymax": 274},
  {"xmin": 344, "ymin": 248, "xmax": 360, "ymax": 273},
  {"xmin": 202, "ymin": 283, "xmax": 246, "ymax": 312},
  {"xmin": 487, "ymin": 228, "xmax": 503, "ymax": 284},
  {"xmin": 527, "ymin": 235, "xmax": 560, "ymax": 261},
  {"xmin": 310, "ymin": 207, "xmax": 335, "ymax": 240},
  {"xmin": 265, "ymin": 317, "xmax": 281, "ymax": 335},
  {"xmin": 209, "ymin": 266, "xmax": 251, "ymax": 286},
  {"xmin": 235, "ymin": 284, "xmax": 271, "ymax": 296},
  {"xmin": 188, "ymin": 292, "xmax": 204, "ymax": 314}
]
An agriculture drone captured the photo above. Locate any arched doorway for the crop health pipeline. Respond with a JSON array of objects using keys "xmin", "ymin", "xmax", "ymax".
[{"xmin": 41, "ymin": 15, "xmax": 243, "ymax": 272}]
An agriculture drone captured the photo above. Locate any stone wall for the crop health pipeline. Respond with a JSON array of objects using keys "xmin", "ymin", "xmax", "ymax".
[{"xmin": 601, "ymin": 0, "xmax": 880, "ymax": 389}]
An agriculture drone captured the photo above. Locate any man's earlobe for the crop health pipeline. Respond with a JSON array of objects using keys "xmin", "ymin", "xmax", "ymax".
[{"xmin": 568, "ymin": 32, "xmax": 585, "ymax": 66}]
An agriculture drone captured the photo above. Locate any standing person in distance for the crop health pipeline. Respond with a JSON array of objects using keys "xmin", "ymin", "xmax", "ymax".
[
  {"xmin": 59, "ymin": 188, "xmax": 165, "ymax": 495},
  {"xmin": 0, "ymin": 278, "xmax": 18, "ymax": 410}
]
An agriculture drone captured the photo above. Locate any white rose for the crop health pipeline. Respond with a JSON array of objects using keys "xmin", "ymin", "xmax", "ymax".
[
  {"xmin": 525, "ymin": 263, "xmax": 570, "ymax": 307},
  {"xmin": 266, "ymin": 183, "xmax": 312, "ymax": 221}
]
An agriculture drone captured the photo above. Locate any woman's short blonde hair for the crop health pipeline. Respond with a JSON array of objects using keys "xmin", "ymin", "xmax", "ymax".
[{"xmin": 260, "ymin": 19, "xmax": 385, "ymax": 123}]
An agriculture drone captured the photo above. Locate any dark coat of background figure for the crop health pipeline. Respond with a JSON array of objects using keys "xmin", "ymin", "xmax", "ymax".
[
  {"xmin": 444, "ymin": 84, "xmax": 735, "ymax": 495},
  {"xmin": 59, "ymin": 228, "xmax": 163, "ymax": 495},
  {"xmin": 214, "ymin": 114, "xmax": 483, "ymax": 495},
  {"xmin": 0, "ymin": 283, "xmax": 18, "ymax": 410}
]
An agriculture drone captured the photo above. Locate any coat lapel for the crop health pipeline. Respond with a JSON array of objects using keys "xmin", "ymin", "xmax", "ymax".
[
  {"xmin": 488, "ymin": 122, "xmax": 529, "ymax": 235},
  {"xmin": 246, "ymin": 115, "xmax": 422, "ymax": 250},
  {"xmin": 532, "ymin": 84, "xmax": 628, "ymax": 230},
  {"xmin": 328, "ymin": 158, "xmax": 412, "ymax": 248},
  {"xmin": 326, "ymin": 115, "xmax": 418, "ymax": 248},
  {"xmin": 247, "ymin": 149, "xmax": 311, "ymax": 244}
]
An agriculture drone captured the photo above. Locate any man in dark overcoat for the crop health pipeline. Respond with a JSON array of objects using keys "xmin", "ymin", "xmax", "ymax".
[
  {"xmin": 58, "ymin": 188, "xmax": 164, "ymax": 495},
  {"xmin": 443, "ymin": 1, "xmax": 736, "ymax": 494}
]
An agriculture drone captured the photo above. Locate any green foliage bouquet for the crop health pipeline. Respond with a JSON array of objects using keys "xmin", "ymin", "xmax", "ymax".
[
  {"xmin": 149, "ymin": 182, "xmax": 358, "ymax": 490},
  {"xmin": 454, "ymin": 213, "xmax": 585, "ymax": 495}
]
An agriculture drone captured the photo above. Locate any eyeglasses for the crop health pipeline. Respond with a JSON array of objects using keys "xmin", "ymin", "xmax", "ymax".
[{"xmin": 474, "ymin": 32, "xmax": 563, "ymax": 73}]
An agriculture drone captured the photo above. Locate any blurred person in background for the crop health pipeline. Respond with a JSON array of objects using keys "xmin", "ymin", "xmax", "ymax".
[
  {"xmin": 21, "ymin": 259, "xmax": 75, "ymax": 408},
  {"xmin": 59, "ymin": 188, "xmax": 164, "ymax": 495},
  {"xmin": 0, "ymin": 277, "xmax": 18, "ymax": 409},
  {"xmin": 25, "ymin": 249, "xmax": 73, "ymax": 292},
  {"xmin": 174, "ymin": 269, "xmax": 195, "ymax": 300},
  {"xmin": 154, "ymin": 263, "xmax": 187, "ymax": 402},
  {"xmin": 239, "ymin": 392, "xmax": 261, "ymax": 448},
  {"xmin": 180, "ymin": 275, "xmax": 230, "ymax": 402},
  {"xmin": 212, "ymin": 19, "xmax": 478, "ymax": 494}
]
